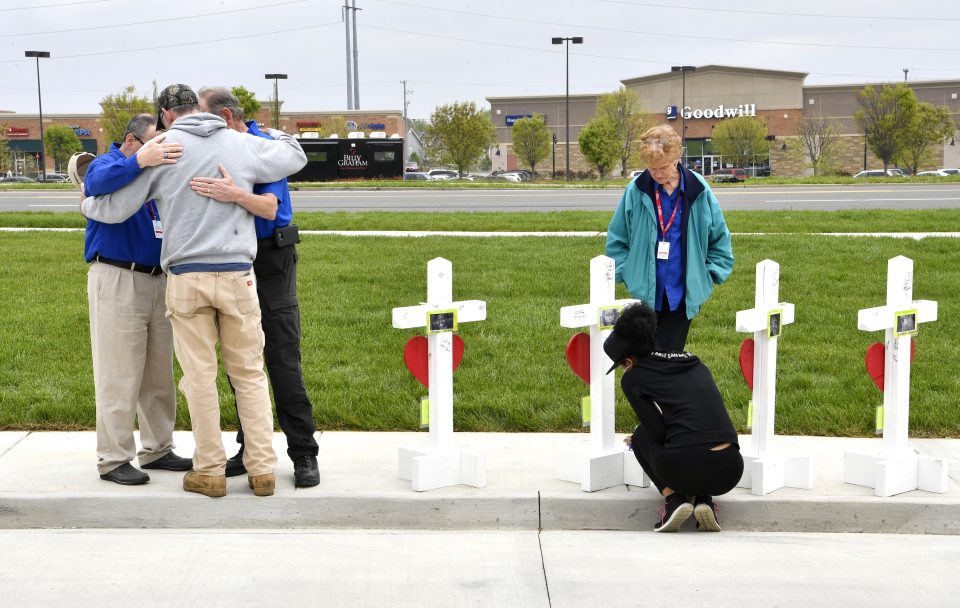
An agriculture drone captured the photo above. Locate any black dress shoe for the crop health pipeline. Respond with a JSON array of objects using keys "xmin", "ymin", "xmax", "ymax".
[
  {"xmin": 141, "ymin": 452, "xmax": 193, "ymax": 472},
  {"xmin": 225, "ymin": 451, "xmax": 247, "ymax": 477},
  {"xmin": 100, "ymin": 463, "xmax": 150, "ymax": 485},
  {"xmin": 293, "ymin": 455, "xmax": 320, "ymax": 488}
]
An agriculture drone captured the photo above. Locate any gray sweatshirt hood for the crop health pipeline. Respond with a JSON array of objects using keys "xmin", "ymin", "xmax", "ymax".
[{"xmin": 169, "ymin": 112, "xmax": 228, "ymax": 138}]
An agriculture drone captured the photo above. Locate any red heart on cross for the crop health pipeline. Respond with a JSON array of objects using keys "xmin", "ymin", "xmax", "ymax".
[
  {"xmin": 865, "ymin": 341, "xmax": 916, "ymax": 392},
  {"xmin": 403, "ymin": 335, "xmax": 465, "ymax": 388},
  {"xmin": 739, "ymin": 338, "xmax": 755, "ymax": 391},
  {"xmin": 565, "ymin": 332, "xmax": 591, "ymax": 384}
]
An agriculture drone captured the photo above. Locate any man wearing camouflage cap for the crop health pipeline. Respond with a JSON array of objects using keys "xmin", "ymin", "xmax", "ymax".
[{"xmin": 81, "ymin": 83, "xmax": 308, "ymax": 499}]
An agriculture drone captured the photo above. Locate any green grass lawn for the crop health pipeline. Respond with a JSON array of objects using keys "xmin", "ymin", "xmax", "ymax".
[
  {"xmin": 0, "ymin": 220, "xmax": 957, "ymax": 437},
  {"xmin": 4, "ymin": 174, "xmax": 959, "ymax": 195},
  {"xmin": 4, "ymin": 208, "xmax": 960, "ymax": 233}
]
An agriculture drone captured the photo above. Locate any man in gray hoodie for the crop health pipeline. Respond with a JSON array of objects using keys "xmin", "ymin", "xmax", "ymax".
[{"xmin": 81, "ymin": 83, "xmax": 307, "ymax": 499}]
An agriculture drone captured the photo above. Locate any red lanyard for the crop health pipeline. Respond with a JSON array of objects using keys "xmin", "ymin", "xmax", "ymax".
[
  {"xmin": 654, "ymin": 188, "xmax": 679, "ymax": 238},
  {"xmin": 145, "ymin": 201, "xmax": 158, "ymax": 221}
]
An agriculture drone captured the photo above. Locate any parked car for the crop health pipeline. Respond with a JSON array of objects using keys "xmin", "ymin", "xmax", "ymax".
[
  {"xmin": 627, "ymin": 169, "xmax": 644, "ymax": 180},
  {"xmin": 939, "ymin": 168, "xmax": 960, "ymax": 175},
  {"xmin": 499, "ymin": 172, "xmax": 523, "ymax": 182},
  {"xmin": 745, "ymin": 165, "xmax": 771, "ymax": 177},
  {"xmin": 402, "ymin": 172, "xmax": 429, "ymax": 181},
  {"xmin": 853, "ymin": 169, "xmax": 904, "ymax": 178},
  {"xmin": 917, "ymin": 170, "xmax": 949, "ymax": 177},
  {"xmin": 37, "ymin": 173, "xmax": 70, "ymax": 183},
  {"xmin": 427, "ymin": 169, "xmax": 458, "ymax": 180},
  {"xmin": 0, "ymin": 175, "xmax": 36, "ymax": 183},
  {"xmin": 712, "ymin": 168, "xmax": 748, "ymax": 183}
]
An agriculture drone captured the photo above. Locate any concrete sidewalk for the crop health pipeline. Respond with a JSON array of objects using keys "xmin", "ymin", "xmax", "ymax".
[
  {"xmin": 3, "ymin": 529, "xmax": 959, "ymax": 607},
  {"xmin": 0, "ymin": 431, "xmax": 957, "ymax": 533}
]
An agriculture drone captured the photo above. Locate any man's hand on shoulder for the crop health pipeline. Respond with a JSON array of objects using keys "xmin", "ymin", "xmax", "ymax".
[
  {"xmin": 262, "ymin": 128, "xmax": 287, "ymax": 140},
  {"xmin": 136, "ymin": 132, "xmax": 184, "ymax": 169},
  {"xmin": 190, "ymin": 164, "xmax": 278, "ymax": 220},
  {"xmin": 190, "ymin": 164, "xmax": 241, "ymax": 203}
]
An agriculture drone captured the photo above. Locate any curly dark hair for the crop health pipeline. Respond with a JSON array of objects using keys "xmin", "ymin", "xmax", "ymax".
[{"xmin": 613, "ymin": 302, "xmax": 658, "ymax": 359}]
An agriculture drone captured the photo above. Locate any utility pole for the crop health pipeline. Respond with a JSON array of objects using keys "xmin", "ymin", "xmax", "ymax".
[
  {"xmin": 351, "ymin": 0, "xmax": 361, "ymax": 108},
  {"xmin": 343, "ymin": 2, "xmax": 353, "ymax": 109},
  {"xmin": 402, "ymin": 79, "xmax": 411, "ymax": 163}
]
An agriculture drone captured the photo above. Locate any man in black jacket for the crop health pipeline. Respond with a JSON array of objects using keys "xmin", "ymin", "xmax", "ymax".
[{"xmin": 604, "ymin": 302, "xmax": 743, "ymax": 532}]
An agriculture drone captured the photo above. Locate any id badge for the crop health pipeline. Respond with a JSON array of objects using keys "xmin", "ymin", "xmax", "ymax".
[
  {"xmin": 656, "ymin": 241, "xmax": 670, "ymax": 260},
  {"xmin": 152, "ymin": 219, "xmax": 164, "ymax": 239}
]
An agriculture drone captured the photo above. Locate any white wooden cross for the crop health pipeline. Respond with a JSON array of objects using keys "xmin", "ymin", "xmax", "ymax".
[
  {"xmin": 392, "ymin": 257, "xmax": 488, "ymax": 491},
  {"xmin": 735, "ymin": 259, "xmax": 813, "ymax": 496},
  {"xmin": 844, "ymin": 255, "xmax": 945, "ymax": 497},
  {"xmin": 556, "ymin": 255, "xmax": 646, "ymax": 492}
]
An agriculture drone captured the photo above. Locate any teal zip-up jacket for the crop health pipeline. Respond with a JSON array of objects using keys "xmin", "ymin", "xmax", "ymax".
[{"xmin": 605, "ymin": 164, "xmax": 734, "ymax": 320}]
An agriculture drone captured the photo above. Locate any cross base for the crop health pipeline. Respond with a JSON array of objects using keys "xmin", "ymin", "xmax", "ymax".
[
  {"xmin": 556, "ymin": 446, "xmax": 650, "ymax": 492},
  {"xmin": 737, "ymin": 451, "xmax": 814, "ymax": 496},
  {"xmin": 623, "ymin": 449, "xmax": 652, "ymax": 488},
  {"xmin": 398, "ymin": 446, "xmax": 487, "ymax": 492},
  {"xmin": 844, "ymin": 448, "xmax": 948, "ymax": 497}
]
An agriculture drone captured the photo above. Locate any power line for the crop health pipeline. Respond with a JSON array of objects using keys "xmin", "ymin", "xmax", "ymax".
[
  {"xmin": 0, "ymin": 0, "xmax": 110, "ymax": 12},
  {"xmin": 0, "ymin": 0, "xmax": 311, "ymax": 38},
  {"xmin": 0, "ymin": 21, "xmax": 340, "ymax": 64},
  {"xmin": 595, "ymin": 0, "xmax": 960, "ymax": 23},
  {"xmin": 366, "ymin": 0, "xmax": 960, "ymax": 52}
]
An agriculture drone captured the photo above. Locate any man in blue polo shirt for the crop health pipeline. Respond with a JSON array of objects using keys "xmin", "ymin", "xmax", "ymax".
[
  {"xmin": 83, "ymin": 114, "xmax": 193, "ymax": 485},
  {"xmin": 191, "ymin": 87, "xmax": 320, "ymax": 488}
]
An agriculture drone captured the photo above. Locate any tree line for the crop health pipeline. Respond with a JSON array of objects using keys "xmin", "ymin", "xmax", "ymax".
[{"xmin": 3, "ymin": 82, "xmax": 953, "ymax": 179}]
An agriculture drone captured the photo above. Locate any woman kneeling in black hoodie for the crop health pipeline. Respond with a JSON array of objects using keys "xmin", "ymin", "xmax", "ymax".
[{"xmin": 603, "ymin": 302, "xmax": 743, "ymax": 532}]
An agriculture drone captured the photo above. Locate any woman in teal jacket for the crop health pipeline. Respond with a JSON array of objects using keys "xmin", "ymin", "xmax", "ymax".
[{"xmin": 606, "ymin": 125, "xmax": 733, "ymax": 352}]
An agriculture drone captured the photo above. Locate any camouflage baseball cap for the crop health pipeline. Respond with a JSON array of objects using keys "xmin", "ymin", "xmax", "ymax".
[{"xmin": 155, "ymin": 83, "xmax": 198, "ymax": 130}]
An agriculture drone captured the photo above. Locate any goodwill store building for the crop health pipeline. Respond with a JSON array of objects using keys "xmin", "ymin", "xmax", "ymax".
[{"xmin": 487, "ymin": 65, "xmax": 960, "ymax": 177}]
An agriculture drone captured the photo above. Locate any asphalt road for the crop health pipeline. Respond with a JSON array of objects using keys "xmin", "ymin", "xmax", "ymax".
[{"xmin": 3, "ymin": 183, "xmax": 960, "ymax": 213}]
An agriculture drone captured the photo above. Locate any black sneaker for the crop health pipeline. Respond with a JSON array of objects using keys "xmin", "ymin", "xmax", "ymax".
[
  {"xmin": 293, "ymin": 455, "xmax": 320, "ymax": 488},
  {"xmin": 225, "ymin": 451, "xmax": 246, "ymax": 477},
  {"xmin": 100, "ymin": 462, "xmax": 149, "ymax": 485},
  {"xmin": 141, "ymin": 452, "xmax": 193, "ymax": 472},
  {"xmin": 654, "ymin": 493, "xmax": 693, "ymax": 532},
  {"xmin": 694, "ymin": 495, "xmax": 721, "ymax": 532}
]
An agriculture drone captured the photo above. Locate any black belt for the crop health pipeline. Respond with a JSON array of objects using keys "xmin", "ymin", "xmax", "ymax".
[{"xmin": 94, "ymin": 254, "xmax": 164, "ymax": 276}]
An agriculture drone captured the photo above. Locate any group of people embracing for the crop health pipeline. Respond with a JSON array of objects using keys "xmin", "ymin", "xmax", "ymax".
[{"xmin": 81, "ymin": 83, "xmax": 317, "ymax": 499}]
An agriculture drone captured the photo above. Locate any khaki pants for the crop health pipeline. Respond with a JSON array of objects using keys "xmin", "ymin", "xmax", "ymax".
[
  {"xmin": 165, "ymin": 270, "xmax": 276, "ymax": 476},
  {"xmin": 88, "ymin": 262, "xmax": 176, "ymax": 475}
]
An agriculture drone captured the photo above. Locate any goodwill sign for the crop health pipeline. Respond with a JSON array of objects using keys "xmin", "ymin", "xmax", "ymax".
[{"xmin": 666, "ymin": 103, "xmax": 757, "ymax": 120}]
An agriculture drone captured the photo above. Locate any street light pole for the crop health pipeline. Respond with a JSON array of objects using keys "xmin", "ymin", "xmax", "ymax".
[
  {"xmin": 552, "ymin": 132, "xmax": 557, "ymax": 179},
  {"xmin": 552, "ymin": 36, "xmax": 582, "ymax": 180},
  {"xmin": 25, "ymin": 51, "xmax": 50, "ymax": 180},
  {"xmin": 264, "ymin": 73, "xmax": 288, "ymax": 131},
  {"xmin": 671, "ymin": 65, "xmax": 696, "ymax": 168}
]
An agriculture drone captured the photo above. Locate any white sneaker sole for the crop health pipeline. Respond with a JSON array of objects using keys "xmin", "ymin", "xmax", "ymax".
[
  {"xmin": 654, "ymin": 502, "xmax": 693, "ymax": 532},
  {"xmin": 694, "ymin": 502, "xmax": 721, "ymax": 532}
]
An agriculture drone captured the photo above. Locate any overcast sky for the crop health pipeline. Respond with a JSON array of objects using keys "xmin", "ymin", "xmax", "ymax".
[{"xmin": 2, "ymin": 0, "xmax": 956, "ymax": 120}]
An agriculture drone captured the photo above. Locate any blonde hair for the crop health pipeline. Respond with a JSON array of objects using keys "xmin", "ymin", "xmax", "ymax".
[{"xmin": 638, "ymin": 125, "xmax": 682, "ymax": 166}]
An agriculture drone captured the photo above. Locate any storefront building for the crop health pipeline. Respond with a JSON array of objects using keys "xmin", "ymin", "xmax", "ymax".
[
  {"xmin": 487, "ymin": 65, "xmax": 960, "ymax": 177},
  {"xmin": 0, "ymin": 105, "xmax": 403, "ymax": 177}
]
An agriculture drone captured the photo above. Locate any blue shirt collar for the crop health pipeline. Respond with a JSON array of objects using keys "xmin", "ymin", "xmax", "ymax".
[{"xmin": 655, "ymin": 164, "xmax": 684, "ymax": 198}]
